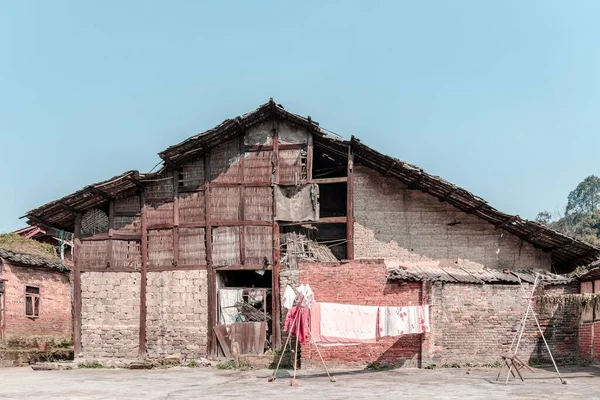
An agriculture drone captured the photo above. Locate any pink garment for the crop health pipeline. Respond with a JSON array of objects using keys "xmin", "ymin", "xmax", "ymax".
[
  {"xmin": 284, "ymin": 305, "xmax": 311, "ymax": 344},
  {"xmin": 378, "ymin": 305, "xmax": 430, "ymax": 337},
  {"xmin": 310, "ymin": 302, "xmax": 378, "ymax": 344}
]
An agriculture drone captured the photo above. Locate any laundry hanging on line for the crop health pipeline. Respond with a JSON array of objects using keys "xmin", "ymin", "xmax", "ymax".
[
  {"xmin": 284, "ymin": 304, "xmax": 311, "ymax": 344},
  {"xmin": 310, "ymin": 302, "xmax": 379, "ymax": 344},
  {"xmin": 378, "ymin": 305, "xmax": 430, "ymax": 337}
]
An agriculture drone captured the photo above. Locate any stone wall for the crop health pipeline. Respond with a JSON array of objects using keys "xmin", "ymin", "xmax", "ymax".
[
  {"xmin": 146, "ymin": 270, "xmax": 208, "ymax": 360},
  {"xmin": 424, "ymin": 282, "xmax": 580, "ymax": 366},
  {"xmin": 0, "ymin": 262, "xmax": 71, "ymax": 344},
  {"xmin": 298, "ymin": 260, "xmax": 422, "ymax": 367},
  {"xmin": 353, "ymin": 166, "xmax": 551, "ymax": 270},
  {"xmin": 80, "ymin": 272, "xmax": 140, "ymax": 359}
]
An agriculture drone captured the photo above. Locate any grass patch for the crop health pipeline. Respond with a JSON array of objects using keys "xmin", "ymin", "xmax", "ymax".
[
  {"xmin": 0, "ymin": 233, "xmax": 58, "ymax": 260},
  {"xmin": 187, "ymin": 360, "xmax": 199, "ymax": 368},
  {"xmin": 366, "ymin": 361, "xmax": 399, "ymax": 371},
  {"xmin": 78, "ymin": 361, "xmax": 110, "ymax": 369},
  {"xmin": 268, "ymin": 348, "xmax": 294, "ymax": 370},
  {"xmin": 216, "ymin": 360, "xmax": 251, "ymax": 371}
]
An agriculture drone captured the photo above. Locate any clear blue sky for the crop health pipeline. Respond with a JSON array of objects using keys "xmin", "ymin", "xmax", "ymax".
[{"xmin": 1, "ymin": 1, "xmax": 599, "ymax": 233}]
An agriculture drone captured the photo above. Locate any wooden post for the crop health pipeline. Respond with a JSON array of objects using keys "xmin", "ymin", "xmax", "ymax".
[
  {"xmin": 271, "ymin": 117, "xmax": 282, "ymax": 349},
  {"xmin": 307, "ymin": 123, "xmax": 313, "ymax": 183},
  {"xmin": 346, "ymin": 143, "xmax": 354, "ymax": 260},
  {"xmin": 107, "ymin": 200, "xmax": 114, "ymax": 267},
  {"xmin": 73, "ymin": 213, "xmax": 82, "ymax": 356},
  {"xmin": 205, "ymin": 153, "xmax": 217, "ymax": 356},
  {"xmin": 173, "ymin": 169, "xmax": 179, "ymax": 266},
  {"xmin": 139, "ymin": 189, "xmax": 148, "ymax": 358}
]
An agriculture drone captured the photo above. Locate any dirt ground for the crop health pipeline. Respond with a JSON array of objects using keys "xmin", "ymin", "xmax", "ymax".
[{"xmin": 1, "ymin": 365, "xmax": 600, "ymax": 399}]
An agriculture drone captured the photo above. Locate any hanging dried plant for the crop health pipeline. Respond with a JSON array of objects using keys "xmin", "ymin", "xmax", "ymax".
[{"xmin": 536, "ymin": 293, "xmax": 599, "ymax": 314}]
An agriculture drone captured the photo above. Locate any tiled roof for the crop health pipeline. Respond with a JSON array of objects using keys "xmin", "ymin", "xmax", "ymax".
[
  {"xmin": 387, "ymin": 265, "xmax": 573, "ymax": 285},
  {"xmin": 0, "ymin": 248, "xmax": 68, "ymax": 271}
]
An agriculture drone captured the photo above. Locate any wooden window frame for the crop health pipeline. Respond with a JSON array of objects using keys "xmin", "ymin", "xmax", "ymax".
[{"xmin": 25, "ymin": 285, "xmax": 40, "ymax": 319}]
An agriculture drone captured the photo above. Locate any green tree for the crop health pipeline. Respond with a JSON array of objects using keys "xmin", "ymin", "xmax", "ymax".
[{"xmin": 566, "ymin": 175, "xmax": 600, "ymax": 217}]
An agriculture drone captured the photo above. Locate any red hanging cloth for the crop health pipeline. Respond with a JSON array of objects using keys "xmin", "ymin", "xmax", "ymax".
[{"xmin": 284, "ymin": 304, "xmax": 311, "ymax": 344}]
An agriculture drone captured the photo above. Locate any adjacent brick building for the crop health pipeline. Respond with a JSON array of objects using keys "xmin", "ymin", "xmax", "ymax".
[
  {"xmin": 23, "ymin": 100, "xmax": 600, "ymax": 366},
  {"xmin": 0, "ymin": 248, "xmax": 72, "ymax": 347}
]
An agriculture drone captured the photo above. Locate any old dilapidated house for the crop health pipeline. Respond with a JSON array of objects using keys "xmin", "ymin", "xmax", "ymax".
[
  {"xmin": 0, "ymin": 240, "xmax": 72, "ymax": 366},
  {"xmin": 24, "ymin": 100, "xmax": 600, "ymax": 366}
]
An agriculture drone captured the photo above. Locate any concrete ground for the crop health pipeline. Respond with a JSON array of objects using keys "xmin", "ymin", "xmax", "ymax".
[{"xmin": 1, "ymin": 365, "xmax": 600, "ymax": 399}]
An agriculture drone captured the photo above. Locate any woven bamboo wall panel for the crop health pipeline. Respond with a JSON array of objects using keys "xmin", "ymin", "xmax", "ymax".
[
  {"xmin": 113, "ymin": 215, "xmax": 142, "ymax": 234},
  {"xmin": 279, "ymin": 148, "xmax": 307, "ymax": 184},
  {"xmin": 244, "ymin": 226, "xmax": 272, "ymax": 265},
  {"xmin": 210, "ymin": 139, "xmax": 241, "ymax": 183},
  {"xmin": 179, "ymin": 227, "xmax": 206, "ymax": 265},
  {"xmin": 145, "ymin": 176, "xmax": 174, "ymax": 200},
  {"xmin": 210, "ymin": 187, "xmax": 240, "ymax": 221},
  {"xmin": 146, "ymin": 202, "xmax": 174, "ymax": 226},
  {"xmin": 212, "ymin": 226, "xmax": 240, "ymax": 266},
  {"xmin": 178, "ymin": 158, "xmax": 205, "ymax": 189},
  {"xmin": 244, "ymin": 187, "xmax": 273, "ymax": 221},
  {"xmin": 178, "ymin": 191, "xmax": 205, "ymax": 224},
  {"xmin": 115, "ymin": 195, "xmax": 141, "ymax": 214},
  {"xmin": 148, "ymin": 229, "xmax": 174, "ymax": 267},
  {"xmin": 111, "ymin": 240, "xmax": 142, "ymax": 270},
  {"xmin": 79, "ymin": 240, "xmax": 108, "ymax": 269},
  {"xmin": 243, "ymin": 151, "xmax": 273, "ymax": 183}
]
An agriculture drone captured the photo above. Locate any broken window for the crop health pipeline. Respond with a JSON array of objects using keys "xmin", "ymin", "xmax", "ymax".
[{"xmin": 25, "ymin": 286, "xmax": 40, "ymax": 318}]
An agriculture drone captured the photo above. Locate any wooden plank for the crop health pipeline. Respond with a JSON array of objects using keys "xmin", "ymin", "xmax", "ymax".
[
  {"xmin": 347, "ymin": 143, "xmax": 354, "ymax": 260},
  {"xmin": 88, "ymin": 186, "xmax": 114, "ymax": 201},
  {"xmin": 205, "ymin": 153, "xmax": 217, "ymax": 356},
  {"xmin": 80, "ymin": 267, "xmax": 142, "ymax": 273},
  {"xmin": 271, "ymin": 116, "xmax": 281, "ymax": 349},
  {"xmin": 213, "ymin": 325, "xmax": 232, "ymax": 358},
  {"xmin": 313, "ymin": 177, "xmax": 348, "ymax": 184},
  {"xmin": 73, "ymin": 213, "xmax": 82, "ymax": 356},
  {"xmin": 278, "ymin": 217, "xmax": 347, "ymax": 226},
  {"xmin": 209, "ymin": 182, "xmax": 272, "ymax": 188},
  {"xmin": 139, "ymin": 190, "xmax": 148, "ymax": 358},
  {"xmin": 244, "ymin": 143, "xmax": 305, "ymax": 152}
]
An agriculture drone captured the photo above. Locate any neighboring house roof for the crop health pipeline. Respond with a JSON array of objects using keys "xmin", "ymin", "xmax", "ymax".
[
  {"xmin": 388, "ymin": 265, "xmax": 574, "ymax": 286},
  {"xmin": 0, "ymin": 248, "xmax": 68, "ymax": 271},
  {"xmin": 23, "ymin": 99, "xmax": 600, "ymax": 268}
]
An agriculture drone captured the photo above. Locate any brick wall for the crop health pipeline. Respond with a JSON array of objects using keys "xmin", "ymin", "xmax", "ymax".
[
  {"xmin": 298, "ymin": 260, "xmax": 422, "ymax": 367},
  {"xmin": 0, "ymin": 262, "xmax": 71, "ymax": 344},
  {"xmin": 80, "ymin": 272, "xmax": 140, "ymax": 359},
  {"xmin": 578, "ymin": 322, "xmax": 600, "ymax": 363},
  {"xmin": 353, "ymin": 166, "xmax": 551, "ymax": 270},
  {"xmin": 146, "ymin": 270, "xmax": 208, "ymax": 360},
  {"xmin": 425, "ymin": 282, "xmax": 580, "ymax": 366}
]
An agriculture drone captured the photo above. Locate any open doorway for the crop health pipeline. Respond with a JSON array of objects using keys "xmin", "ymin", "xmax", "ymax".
[{"xmin": 215, "ymin": 270, "xmax": 273, "ymax": 355}]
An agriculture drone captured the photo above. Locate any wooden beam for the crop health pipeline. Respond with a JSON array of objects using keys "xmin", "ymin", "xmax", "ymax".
[
  {"xmin": 383, "ymin": 161, "xmax": 397, "ymax": 176},
  {"xmin": 439, "ymin": 187, "xmax": 458, "ymax": 203},
  {"xmin": 466, "ymin": 202, "xmax": 487, "ymax": 214},
  {"xmin": 81, "ymin": 233, "xmax": 142, "ymax": 241},
  {"xmin": 204, "ymin": 153, "xmax": 217, "ymax": 356},
  {"xmin": 127, "ymin": 176, "xmax": 145, "ymax": 189},
  {"xmin": 271, "ymin": 117, "xmax": 281, "ymax": 350},
  {"xmin": 408, "ymin": 171, "xmax": 424, "ymax": 190},
  {"xmin": 173, "ymin": 169, "xmax": 179, "ymax": 267},
  {"xmin": 58, "ymin": 202, "xmax": 80, "ymax": 213},
  {"xmin": 106, "ymin": 200, "xmax": 114, "ymax": 268},
  {"xmin": 139, "ymin": 190, "xmax": 148, "ymax": 359},
  {"xmin": 213, "ymin": 264, "xmax": 270, "ymax": 271},
  {"xmin": 524, "ymin": 226, "xmax": 545, "ymax": 241},
  {"xmin": 313, "ymin": 177, "xmax": 348, "ymax": 184},
  {"xmin": 347, "ymin": 143, "xmax": 354, "ymax": 260},
  {"xmin": 307, "ymin": 118, "xmax": 314, "ymax": 183},
  {"xmin": 88, "ymin": 187, "xmax": 114, "ymax": 201},
  {"xmin": 557, "ymin": 247, "xmax": 599, "ymax": 269},
  {"xmin": 73, "ymin": 213, "xmax": 82, "ymax": 356},
  {"xmin": 278, "ymin": 217, "xmax": 348, "ymax": 226},
  {"xmin": 495, "ymin": 215, "xmax": 520, "ymax": 230}
]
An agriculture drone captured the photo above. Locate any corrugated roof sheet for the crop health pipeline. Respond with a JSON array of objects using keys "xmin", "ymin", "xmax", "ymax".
[{"xmin": 387, "ymin": 265, "xmax": 573, "ymax": 285}]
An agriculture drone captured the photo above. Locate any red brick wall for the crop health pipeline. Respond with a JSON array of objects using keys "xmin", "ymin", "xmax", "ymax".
[
  {"xmin": 0, "ymin": 262, "xmax": 72, "ymax": 344},
  {"xmin": 298, "ymin": 260, "xmax": 423, "ymax": 367},
  {"xmin": 579, "ymin": 322, "xmax": 600, "ymax": 363}
]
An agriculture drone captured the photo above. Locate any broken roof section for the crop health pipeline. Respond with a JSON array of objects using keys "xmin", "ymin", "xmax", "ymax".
[
  {"xmin": 23, "ymin": 99, "xmax": 600, "ymax": 268},
  {"xmin": 387, "ymin": 265, "xmax": 573, "ymax": 286}
]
